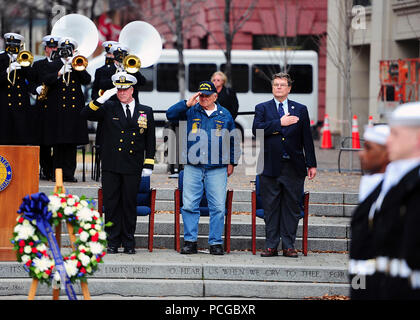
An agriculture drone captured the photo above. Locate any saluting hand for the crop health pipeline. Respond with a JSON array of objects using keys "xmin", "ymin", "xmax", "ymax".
[
  {"xmin": 186, "ymin": 92, "xmax": 201, "ymax": 107},
  {"xmin": 96, "ymin": 87, "xmax": 118, "ymax": 104},
  {"xmin": 280, "ymin": 113, "xmax": 299, "ymax": 126}
]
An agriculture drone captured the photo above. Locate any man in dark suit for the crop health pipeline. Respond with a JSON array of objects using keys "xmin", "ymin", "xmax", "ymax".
[
  {"xmin": 252, "ymin": 72, "xmax": 316, "ymax": 258},
  {"xmin": 81, "ymin": 72, "xmax": 156, "ymax": 254}
]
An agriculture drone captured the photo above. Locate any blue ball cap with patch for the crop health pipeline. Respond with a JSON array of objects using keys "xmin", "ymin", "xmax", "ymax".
[{"xmin": 198, "ymin": 81, "xmax": 217, "ymax": 95}]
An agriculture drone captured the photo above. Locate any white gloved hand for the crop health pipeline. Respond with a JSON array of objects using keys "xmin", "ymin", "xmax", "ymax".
[
  {"xmin": 58, "ymin": 63, "xmax": 72, "ymax": 76},
  {"xmin": 64, "ymin": 63, "xmax": 72, "ymax": 73},
  {"xmin": 36, "ymin": 85, "xmax": 43, "ymax": 95},
  {"xmin": 7, "ymin": 61, "xmax": 21, "ymax": 73},
  {"xmin": 141, "ymin": 168, "xmax": 153, "ymax": 177},
  {"xmin": 96, "ymin": 87, "xmax": 118, "ymax": 104}
]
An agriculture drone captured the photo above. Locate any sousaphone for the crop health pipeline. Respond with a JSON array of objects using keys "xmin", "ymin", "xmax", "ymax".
[
  {"xmin": 51, "ymin": 14, "xmax": 99, "ymax": 74},
  {"xmin": 118, "ymin": 21, "xmax": 163, "ymax": 73}
]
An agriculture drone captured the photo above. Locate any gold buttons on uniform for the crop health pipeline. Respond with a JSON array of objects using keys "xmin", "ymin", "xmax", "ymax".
[
  {"xmin": 118, "ymin": 148, "xmax": 122, "ymax": 151},
  {"xmin": 120, "ymin": 139, "xmax": 123, "ymax": 142},
  {"xmin": 133, "ymin": 133, "xmax": 136, "ymax": 136},
  {"xmin": 282, "ymin": 138, "xmax": 285, "ymax": 141},
  {"xmin": 131, "ymin": 141, "xmax": 134, "ymax": 145},
  {"xmin": 121, "ymin": 130, "xmax": 124, "ymax": 134},
  {"xmin": 129, "ymin": 150, "xmax": 133, "ymax": 154}
]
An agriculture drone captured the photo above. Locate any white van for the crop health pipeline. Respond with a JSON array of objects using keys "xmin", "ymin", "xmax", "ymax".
[{"xmin": 88, "ymin": 49, "xmax": 318, "ymax": 137}]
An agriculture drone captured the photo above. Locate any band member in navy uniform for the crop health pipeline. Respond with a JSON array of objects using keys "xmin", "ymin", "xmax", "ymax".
[
  {"xmin": 40, "ymin": 37, "xmax": 90, "ymax": 182},
  {"xmin": 81, "ymin": 72, "xmax": 156, "ymax": 254},
  {"xmin": 0, "ymin": 33, "xmax": 33, "ymax": 145},
  {"xmin": 252, "ymin": 72, "xmax": 317, "ymax": 258},
  {"xmin": 91, "ymin": 41, "xmax": 119, "ymax": 102},
  {"xmin": 349, "ymin": 124, "xmax": 390, "ymax": 300},
  {"xmin": 29, "ymin": 35, "xmax": 60, "ymax": 180},
  {"xmin": 369, "ymin": 102, "xmax": 420, "ymax": 300}
]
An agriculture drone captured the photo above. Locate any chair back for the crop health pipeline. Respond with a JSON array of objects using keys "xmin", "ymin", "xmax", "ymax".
[
  {"xmin": 136, "ymin": 175, "xmax": 151, "ymax": 216},
  {"xmin": 255, "ymin": 175, "xmax": 305, "ymax": 219}
]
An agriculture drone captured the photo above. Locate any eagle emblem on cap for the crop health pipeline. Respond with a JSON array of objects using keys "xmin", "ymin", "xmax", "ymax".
[{"xmin": 119, "ymin": 75, "xmax": 126, "ymax": 83}]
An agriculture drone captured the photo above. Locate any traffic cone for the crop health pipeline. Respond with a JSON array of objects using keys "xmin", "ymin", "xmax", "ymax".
[
  {"xmin": 321, "ymin": 114, "xmax": 332, "ymax": 149},
  {"xmin": 352, "ymin": 115, "xmax": 361, "ymax": 149},
  {"xmin": 368, "ymin": 115, "xmax": 374, "ymax": 127}
]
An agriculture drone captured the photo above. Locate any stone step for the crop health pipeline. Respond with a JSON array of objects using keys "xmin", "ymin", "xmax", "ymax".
[
  {"xmin": 154, "ymin": 200, "xmax": 357, "ymax": 217},
  {"xmin": 0, "ymin": 278, "xmax": 350, "ymax": 299},
  {"xmin": 56, "ymin": 214, "xmax": 350, "ymax": 252},
  {"xmin": 137, "ymin": 216, "xmax": 350, "ymax": 239},
  {"xmin": 0, "ymin": 250, "xmax": 350, "ymax": 299},
  {"xmin": 39, "ymin": 186, "xmax": 359, "ymax": 206},
  {"xmin": 39, "ymin": 185, "xmax": 359, "ymax": 217}
]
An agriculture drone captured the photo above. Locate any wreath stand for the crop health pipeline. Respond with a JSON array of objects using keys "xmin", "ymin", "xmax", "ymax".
[{"xmin": 27, "ymin": 169, "xmax": 91, "ymax": 300}]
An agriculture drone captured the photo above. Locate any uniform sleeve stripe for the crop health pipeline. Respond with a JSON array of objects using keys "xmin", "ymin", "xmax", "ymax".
[
  {"xmin": 144, "ymin": 158, "xmax": 155, "ymax": 165},
  {"xmin": 89, "ymin": 101, "xmax": 99, "ymax": 111}
]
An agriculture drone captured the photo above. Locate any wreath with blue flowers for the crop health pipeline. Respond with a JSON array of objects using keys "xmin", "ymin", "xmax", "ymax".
[{"xmin": 11, "ymin": 192, "xmax": 109, "ymax": 290}]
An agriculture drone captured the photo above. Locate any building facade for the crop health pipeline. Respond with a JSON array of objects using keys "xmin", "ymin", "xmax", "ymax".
[
  {"xmin": 137, "ymin": 0, "xmax": 328, "ymax": 123},
  {"xmin": 326, "ymin": 0, "xmax": 420, "ymax": 137}
]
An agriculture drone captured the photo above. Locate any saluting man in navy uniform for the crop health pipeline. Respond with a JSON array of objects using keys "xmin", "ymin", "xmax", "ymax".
[{"xmin": 82, "ymin": 72, "xmax": 156, "ymax": 254}]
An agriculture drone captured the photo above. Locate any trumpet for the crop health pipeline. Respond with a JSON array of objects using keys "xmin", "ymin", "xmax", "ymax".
[
  {"xmin": 71, "ymin": 55, "xmax": 88, "ymax": 71},
  {"xmin": 123, "ymin": 54, "xmax": 141, "ymax": 74},
  {"xmin": 7, "ymin": 49, "xmax": 34, "ymax": 85},
  {"xmin": 17, "ymin": 50, "xmax": 34, "ymax": 67},
  {"xmin": 62, "ymin": 54, "xmax": 88, "ymax": 86}
]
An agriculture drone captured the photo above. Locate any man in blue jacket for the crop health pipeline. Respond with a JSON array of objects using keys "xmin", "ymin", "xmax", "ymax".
[
  {"xmin": 166, "ymin": 81, "xmax": 240, "ymax": 255},
  {"xmin": 252, "ymin": 72, "xmax": 316, "ymax": 258}
]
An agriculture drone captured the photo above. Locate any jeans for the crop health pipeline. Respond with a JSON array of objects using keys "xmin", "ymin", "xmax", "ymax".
[{"xmin": 181, "ymin": 165, "xmax": 228, "ymax": 245}]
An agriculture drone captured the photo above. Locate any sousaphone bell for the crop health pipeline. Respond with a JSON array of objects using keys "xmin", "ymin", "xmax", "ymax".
[{"xmin": 118, "ymin": 21, "xmax": 163, "ymax": 73}]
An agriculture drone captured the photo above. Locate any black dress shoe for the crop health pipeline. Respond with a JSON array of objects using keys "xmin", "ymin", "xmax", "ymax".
[
  {"xmin": 107, "ymin": 246, "xmax": 119, "ymax": 254},
  {"xmin": 180, "ymin": 241, "xmax": 197, "ymax": 254},
  {"xmin": 209, "ymin": 244, "xmax": 224, "ymax": 255},
  {"xmin": 123, "ymin": 247, "xmax": 136, "ymax": 254},
  {"xmin": 260, "ymin": 248, "xmax": 278, "ymax": 257}
]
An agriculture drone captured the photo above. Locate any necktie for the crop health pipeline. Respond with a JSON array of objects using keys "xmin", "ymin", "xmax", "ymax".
[
  {"xmin": 125, "ymin": 105, "xmax": 131, "ymax": 121},
  {"xmin": 278, "ymin": 102, "xmax": 284, "ymax": 117}
]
